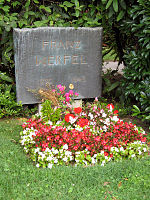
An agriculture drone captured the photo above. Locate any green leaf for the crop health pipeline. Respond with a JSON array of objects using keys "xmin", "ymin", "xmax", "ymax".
[
  {"xmin": 33, "ymin": 0, "xmax": 39, "ymax": 3},
  {"xmin": 44, "ymin": 7, "xmax": 51, "ymax": 13},
  {"xmin": 24, "ymin": 12, "xmax": 28, "ymax": 19},
  {"xmin": 0, "ymin": 72, "xmax": 13, "ymax": 83},
  {"xmin": 113, "ymin": 0, "xmax": 118, "ymax": 12},
  {"xmin": 28, "ymin": 11, "xmax": 36, "ymax": 16},
  {"xmin": 120, "ymin": 0, "xmax": 126, "ymax": 10},
  {"xmin": 117, "ymin": 10, "xmax": 124, "ymax": 21},
  {"xmin": 75, "ymin": 0, "xmax": 79, "ymax": 8},
  {"xmin": 106, "ymin": 0, "xmax": 113, "ymax": 9},
  {"xmin": 63, "ymin": 1, "xmax": 74, "ymax": 7},
  {"xmin": 12, "ymin": 1, "xmax": 21, "ymax": 8},
  {"xmin": 25, "ymin": 0, "xmax": 30, "ymax": 8},
  {"xmin": 2, "ymin": 6, "xmax": 10, "ymax": 12},
  {"xmin": 107, "ymin": 81, "xmax": 120, "ymax": 92},
  {"xmin": 75, "ymin": 10, "xmax": 80, "ymax": 17},
  {"xmin": 133, "ymin": 105, "xmax": 140, "ymax": 112}
]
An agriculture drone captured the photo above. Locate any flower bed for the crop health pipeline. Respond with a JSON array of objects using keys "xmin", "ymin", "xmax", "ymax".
[{"xmin": 20, "ymin": 85, "xmax": 148, "ymax": 168}]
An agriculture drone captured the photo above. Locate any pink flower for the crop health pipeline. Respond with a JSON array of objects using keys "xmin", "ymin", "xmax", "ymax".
[
  {"xmin": 66, "ymin": 96, "xmax": 70, "ymax": 102},
  {"xmin": 74, "ymin": 92, "xmax": 79, "ymax": 96},
  {"xmin": 69, "ymin": 90, "xmax": 74, "ymax": 95},
  {"xmin": 65, "ymin": 93, "xmax": 70, "ymax": 97},
  {"xmin": 57, "ymin": 84, "xmax": 62, "ymax": 89},
  {"xmin": 95, "ymin": 97, "xmax": 98, "ymax": 102}
]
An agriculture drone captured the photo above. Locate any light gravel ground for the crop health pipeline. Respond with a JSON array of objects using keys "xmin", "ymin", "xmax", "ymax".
[{"xmin": 103, "ymin": 61, "xmax": 124, "ymax": 74}]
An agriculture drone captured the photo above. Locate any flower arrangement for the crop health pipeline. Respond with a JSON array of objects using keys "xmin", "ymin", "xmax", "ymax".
[{"xmin": 20, "ymin": 84, "xmax": 148, "ymax": 168}]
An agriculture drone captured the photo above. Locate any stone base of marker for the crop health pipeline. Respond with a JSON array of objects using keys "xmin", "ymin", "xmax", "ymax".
[
  {"xmin": 38, "ymin": 104, "xmax": 43, "ymax": 116},
  {"xmin": 38, "ymin": 99, "xmax": 82, "ymax": 115},
  {"xmin": 72, "ymin": 99, "xmax": 82, "ymax": 108}
]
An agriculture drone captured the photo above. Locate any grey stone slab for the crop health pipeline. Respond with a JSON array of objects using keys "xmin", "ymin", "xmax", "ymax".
[{"xmin": 13, "ymin": 27, "xmax": 103, "ymax": 104}]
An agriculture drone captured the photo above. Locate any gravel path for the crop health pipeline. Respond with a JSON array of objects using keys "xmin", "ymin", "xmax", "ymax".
[{"xmin": 103, "ymin": 61, "xmax": 124, "ymax": 74}]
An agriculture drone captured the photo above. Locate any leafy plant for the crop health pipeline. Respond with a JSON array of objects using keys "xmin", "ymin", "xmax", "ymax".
[
  {"xmin": 102, "ymin": 69, "xmax": 125, "ymax": 104},
  {"xmin": 41, "ymin": 99, "xmax": 61, "ymax": 124},
  {"xmin": 0, "ymin": 71, "xmax": 22, "ymax": 118}
]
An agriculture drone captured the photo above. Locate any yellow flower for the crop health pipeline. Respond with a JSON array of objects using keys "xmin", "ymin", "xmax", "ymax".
[{"xmin": 69, "ymin": 84, "xmax": 74, "ymax": 89}]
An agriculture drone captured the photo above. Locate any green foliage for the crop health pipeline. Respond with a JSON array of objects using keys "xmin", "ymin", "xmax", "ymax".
[
  {"xmin": 121, "ymin": 0, "xmax": 150, "ymax": 114},
  {"xmin": 0, "ymin": 71, "xmax": 22, "ymax": 118},
  {"xmin": 102, "ymin": 70, "xmax": 125, "ymax": 104},
  {"xmin": 41, "ymin": 100, "xmax": 61, "ymax": 123}
]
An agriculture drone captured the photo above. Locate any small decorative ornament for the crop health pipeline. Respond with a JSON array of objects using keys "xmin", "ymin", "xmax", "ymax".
[{"xmin": 69, "ymin": 84, "xmax": 74, "ymax": 89}]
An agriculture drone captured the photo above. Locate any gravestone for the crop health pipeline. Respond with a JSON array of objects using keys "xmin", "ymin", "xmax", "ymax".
[{"xmin": 13, "ymin": 27, "xmax": 103, "ymax": 104}]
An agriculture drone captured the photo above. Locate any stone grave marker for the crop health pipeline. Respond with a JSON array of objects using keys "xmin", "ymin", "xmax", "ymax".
[{"xmin": 13, "ymin": 27, "xmax": 103, "ymax": 104}]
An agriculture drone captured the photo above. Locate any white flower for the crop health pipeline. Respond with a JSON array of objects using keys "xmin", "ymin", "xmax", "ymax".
[
  {"xmin": 63, "ymin": 144, "xmax": 68, "ymax": 150},
  {"xmin": 138, "ymin": 150, "xmax": 142, "ymax": 155},
  {"xmin": 101, "ymin": 160, "xmax": 105, "ymax": 166},
  {"xmin": 100, "ymin": 109, "xmax": 104, "ymax": 114},
  {"xmin": 105, "ymin": 156, "xmax": 108, "ymax": 160},
  {"xmin": 143, "ymin": 148, "xmax": 147, "ymax": 152},
  {"xmin": 45, "ymin": 148, "xmax": 51, "ymax": 153},
  {"xmin": 131, "ymin": 154, "xmax": 135, "ymax": 158},
  {"xmin": 63, "ymin": 157, "xmax": 68, "ymax": 162},
  {"xmin": 88, "ymin": 113, "xmax": 94, "ymax": 120},
  {"xmin": 47, "ymin": 156, "xmax": 53, "ymax": 161},
  {"xmin": 81, "ymin": 112, "xmax": 86, "ymax": 116},
  {"xmin": 36, "ymin": 163, "xmax": 40, "ymax": 168},
  {"xmin": 100, "ymin": 150, "xmax": 104, "ymax": 155},
  {"xmin": 69, "ymin": 116, "xmax": 78, "ymax": 124},
  {"xmin": 115, "ymin": 147, "xmax": 119, "ymax": 152},
  {"xmin": 51, "ymin": 148, "xmax": 58, "ymax": 154},
  {"xmin": 103, "ymin": 125, "xmax": 107, "ymax": 131},
  {"xmin": 41, "ymin": 154, "xmax": 45, "ymax": 160},
  {"xmin": 54, "ymin": 158, "xmax": 58, "ymax": 163},
  {"xmin": 111, "ymin": 116, "xmax": 119, "ymax": 122},
  {"xmin": 75, "ymin": 126, "xmax": 83, "ymax": 131},
  {"xmin": 69, "ymin": 156, "xmax": 74, "ymax": 161},
  {"xmin": 34, "ymin": 148, "xmax": 40, "ymax": 153},
  {"xmin": 65, "ymin": 151, "xmax": 72, "ymax": 156},
  {"xmin": 110, "ymin": 147, "xmax": 114, "ymax": 151},
  {"xmin": 47, "ymin": 120, "xmax": 53, "ymax": 125},
  {"xmin": 104, "ymin": 118, "xmax": 110, "ymax": 125},
  {"xmin": 120, "ymin": 147, "xmax": 124, "ymax": 151},
  {"xmin": 92, "ymin": 157, "xmax": 96, "ymax": 164},
  {"xmin": 102, "ymin": 113, "xmax": 107, "ymax": 118},
  {"xmin": 48, "ymin": 163, "xmax": 53, "ymax": 169},
  {"xmin": 93, "ymin": 154, "xmax": 97, "ymax": 158}
]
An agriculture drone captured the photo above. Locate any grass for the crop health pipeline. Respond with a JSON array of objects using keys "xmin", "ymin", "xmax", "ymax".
[{"xmin": 0, "ymin": 118, "xmax": 150, "ymax": 200}]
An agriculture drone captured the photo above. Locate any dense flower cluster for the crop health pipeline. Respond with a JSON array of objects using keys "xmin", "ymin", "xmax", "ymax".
[{"xmin": 20, "ymin": 85, "xmax": 148, "ymax": 169}]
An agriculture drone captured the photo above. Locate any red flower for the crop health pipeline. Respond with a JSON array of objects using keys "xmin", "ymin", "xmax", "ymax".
[
  {"xmin": 65, "ymin": 113, "xmax": 75, "ymax": 123},
  {"xmin": 114, "ymin": 110, "xmax": 118, "ymax": 114},
  {"xmin": 77, "ymin": 118, "xmax": 89, "ymax": 127},
  {"xmin": 74, "ymin": 107, "xmax": 82, "ymax": 114},
  {"xmin": 104, "ymin": 152, "xmax": 108, "ymax": 157},
  {"xmin": 107, "ymin": 104, "xmax": 114, "ymax": 110}
]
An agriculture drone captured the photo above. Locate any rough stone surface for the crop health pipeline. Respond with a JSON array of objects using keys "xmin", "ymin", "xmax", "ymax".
[{"xmin": 13, "ymin": 27, "xmax": 103, "ymax": 104}]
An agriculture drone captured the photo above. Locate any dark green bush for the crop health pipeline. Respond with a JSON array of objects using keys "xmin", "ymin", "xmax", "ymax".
[
  {"xmin": 121, "ymin": 0, "xmax": 150, "ymax": 120},
  {"xmin": 0, "ymin": 71, "xmax": 22, "ymax": 118}
]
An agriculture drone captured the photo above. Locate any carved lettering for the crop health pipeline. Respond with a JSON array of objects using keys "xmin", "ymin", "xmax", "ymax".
[
  {"xmin": 51, "ymin": 41, "xmax": 56, "ymax": 49},
  {"xmin": 48, "ymin": 56, "xmax": 54, "ymax": 65},
  {"xmin": 64, "ymin": 55, "xmax": 71, "ymax": 65},
  {"xmin": 81, "ymin": 55, "xmax": 87, "ymax": 64},
  {"xmin": 72, "ymin": 55, "xmax": 79, "ymax": 64}
]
